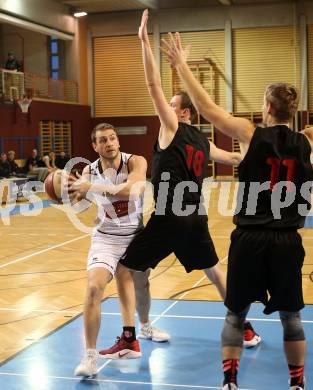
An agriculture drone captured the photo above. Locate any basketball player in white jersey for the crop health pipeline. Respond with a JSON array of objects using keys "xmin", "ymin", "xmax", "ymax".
[{"xmin": 72, "ymin": 122, "xmax": 169, "ymax": 377}]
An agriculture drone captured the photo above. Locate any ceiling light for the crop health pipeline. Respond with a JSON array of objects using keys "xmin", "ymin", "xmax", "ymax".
[{"xmin": 73, "ymin": 11, "xmax": 87, "ymax": 17}]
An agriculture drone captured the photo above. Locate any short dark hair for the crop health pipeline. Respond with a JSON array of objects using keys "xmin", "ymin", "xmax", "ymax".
[
  {"xmin": 265, "ymin": 83, "xmax": 299, "ymax": 122},
  {"xmin": 175, "ymin": 91, "xmax": 197, "ymax": 123},
  {"xmin": 91, "ymin": 123, "xmax": 117, "ymax": 143}
]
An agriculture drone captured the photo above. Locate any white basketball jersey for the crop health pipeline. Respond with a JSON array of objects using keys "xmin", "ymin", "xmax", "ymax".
[{"xmin": 89, "ymin": 153, "xmax": 144, "ymax": 235}]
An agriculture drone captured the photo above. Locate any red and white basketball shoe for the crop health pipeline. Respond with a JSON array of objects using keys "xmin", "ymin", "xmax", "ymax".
[
  {"xmin": 243, "ymin": 321, "xmax": 261, "ymax": 348},
  {"xmin": 99, "ymin": 335, "xmax": 142, "ymax": 359}
]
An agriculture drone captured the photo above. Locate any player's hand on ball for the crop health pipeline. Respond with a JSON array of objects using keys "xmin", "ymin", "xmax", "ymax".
[{"xmin": 68, "ymin": 176, "xmax": 92, "ymax": 199}]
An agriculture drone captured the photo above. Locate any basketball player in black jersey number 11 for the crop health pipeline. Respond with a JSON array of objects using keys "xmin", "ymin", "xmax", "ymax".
[
  {"xmin": 162, "ymin": 26, "xmax": 313, "ymax": 390},
  {"xmin": 99, "ymin": 10, "xmax": 260, "ymax": 360}
]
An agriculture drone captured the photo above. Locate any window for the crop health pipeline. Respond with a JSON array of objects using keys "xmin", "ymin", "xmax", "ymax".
[{"xmin": 50, "ymin": 38, "xmax": 59, "ymax": 80}]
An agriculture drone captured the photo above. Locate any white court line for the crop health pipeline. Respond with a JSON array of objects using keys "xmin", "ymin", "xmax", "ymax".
[
  {"xmin": 149, "ymin": 254, "xmax": 228, "ymax": 325},
  {"xmin": 97, "ymin": 257, "xmax": 226, "ymax": 373},
  {"xmin": 2, "ymin": 307, "xmax": 313, "ymax": 324},
  {"xmin": 0, "ymin": 234, "xmax": 89, "ymax": 269},
  {"xmin": 0, "ymin": 372, "xmax": 254, "ymax": 389}
]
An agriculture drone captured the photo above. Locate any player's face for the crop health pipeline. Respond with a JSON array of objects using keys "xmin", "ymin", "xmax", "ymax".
[
  {"xmin": 170, "ymin": 95, "xmax": 191, "ymax": 123},
  {"xmin": 93, "ymin": 129, "xmax": 120, "ymax": 160}
]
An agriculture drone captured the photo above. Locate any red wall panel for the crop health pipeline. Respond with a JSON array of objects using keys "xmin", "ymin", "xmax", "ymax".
[
  {"xmin": 0, "ymin": 102, "xmax": 233, "ymax": 177},
  {"xmin": 214, "ymin": 129, "xmax": 233, "ymax": 176},
  {"xmin": 0, "ymin": 101, "xmax": 92, "ymax": 160}
]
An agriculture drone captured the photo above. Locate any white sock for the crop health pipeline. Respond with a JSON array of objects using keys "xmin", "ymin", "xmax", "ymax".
[
  {"xmin": 86, "ymin": 348, "xmax": 97, "ymax": 356},
  {"xmin": 139, "ymin": 321, "xmax": 150, "ymax": 329}
]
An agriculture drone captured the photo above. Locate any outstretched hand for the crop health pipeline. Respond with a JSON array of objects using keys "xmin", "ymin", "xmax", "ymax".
[
  {"xmin": 138, "ymin": 9, "xmax": 149, "ymax": 43},
  {"xmin": 161, "ymin": 32, "xmax": 191, "ymax": 67}
]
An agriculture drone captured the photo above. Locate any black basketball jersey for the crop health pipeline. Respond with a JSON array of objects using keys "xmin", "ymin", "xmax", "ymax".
[
  {"xmin": 151, "ymin": 122, "xmax": 210, "ymax": 214},
  {"xmin": 234, "ymin": 125, "xmax": 313, "ymax": 229}
]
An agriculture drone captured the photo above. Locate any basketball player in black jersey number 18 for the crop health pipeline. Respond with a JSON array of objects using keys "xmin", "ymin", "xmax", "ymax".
[
  {"xmin": 162, "ymin": 29, "xmax": 313, "ymax": 390},
  {"xmin": 99, "ymin": 9, "xmax": 260, "ymax": 359}
]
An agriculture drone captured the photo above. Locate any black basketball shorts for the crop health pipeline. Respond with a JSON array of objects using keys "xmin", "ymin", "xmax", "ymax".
[
  {"xmin": 225, "ymin": 227, "xmax": 305, "ymax": 314},
  {"xmin": 120, "ymin": 212, "xmax": 219, "ymax": 273}
]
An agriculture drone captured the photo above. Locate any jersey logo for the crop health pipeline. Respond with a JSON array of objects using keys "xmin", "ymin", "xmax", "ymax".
[
  {"xmin": 104, "ymin": 200, "xmax": 136, "ymax": 219},
  {"xmin": 118, "ymin": 351, "xmax": 130, "ymax": 358}
]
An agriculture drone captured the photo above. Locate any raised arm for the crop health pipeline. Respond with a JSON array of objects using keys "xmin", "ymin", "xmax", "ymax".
[
  {"xmin": 139, "ymin": 9, "xmax": 178, "ymax": 143},
  {"xmin": 161, "ymin": 32, "xmax": 254, "ymax": 146}
]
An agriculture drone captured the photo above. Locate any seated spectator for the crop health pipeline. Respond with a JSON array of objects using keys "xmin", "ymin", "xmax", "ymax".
[
  {"xmin": 7, "ymin": 150, "xmax": 21, "ymax": 176},
  {"xmin": 0, "ymin": 152, "xmax": 11, "ymax": 178},
  {"xmin": 5, "ymin": 52, "xmax": 21, "ymax": 72},
  {"xmin": 26, "ymin": 149, "xmax": 49, "ymax": 181},
  {"xmin": 55, "ymin": 151, "xmax": 69, "ymax": 169},
  {"xmin": 42, "ymin": 150, "xmax": 57, "ymax": 172}
]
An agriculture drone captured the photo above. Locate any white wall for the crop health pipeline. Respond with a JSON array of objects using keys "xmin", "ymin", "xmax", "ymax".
[{"xmin": 0, "ymin": 0, "xmax": 75, "ymax": 34}]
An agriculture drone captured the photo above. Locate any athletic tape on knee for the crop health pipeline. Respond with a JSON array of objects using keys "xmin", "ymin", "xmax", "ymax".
[
  {"xmin": 279, "ymin": 311, "xmax": 305, "ymax": 342},
  {"xmin": 222, "ymin": 310, "xmax": 246, "ymax": 348}
]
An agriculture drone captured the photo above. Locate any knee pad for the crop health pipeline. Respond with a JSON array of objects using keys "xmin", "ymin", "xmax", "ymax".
[
  {"xmin": 222, "ymin": 310, "xmax": 247, "ymax": 348},
  {"xmin": 279, "ymin": 311, "xmax": 305, "ymax": 342},
  {"xmin": 133, "ymin": 270, "xmax": 150, "ymax": 289}
]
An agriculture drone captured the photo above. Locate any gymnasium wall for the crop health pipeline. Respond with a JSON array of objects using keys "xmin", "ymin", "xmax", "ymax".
[
  {"xmin": 0, "ymin": 1, "xmax": 81, "ymax": 87},
  {"xmin": 309, "ymin": 25, "xmax": 313, "ymax": 113},
  {"xmin": 90, "ymin": 4, "xmax": 311, "ymax": 117},
  {"xmin": 232, "ymin": 25, "xmax": 301, "ymax": 113},
  {"xmin": 1, "ymin": 24, "xmax": 49, "ymax": 76},
  {"xmin": 0, "ymin": 101, "xmax": 93, "ymax": 162},
  {"xmin": 1, "ymin": 1, "xmax": 313, "ymax": 177},
  {"xmin": 87, "ymin": 1, "xmax": 313, "ymax": 177},
  {"xmin": 0, "ymin": 0, "xmax": 75, "ymax": 35},
  {"xmin": 93, "ymin": 35, "xmax": 155, "ymax": 117},
  {"xmin": 0, "ymin": 25, "xmax": 3, "ymax": 64}
]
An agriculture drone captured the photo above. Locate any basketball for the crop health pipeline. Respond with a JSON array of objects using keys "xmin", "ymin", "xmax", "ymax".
[{"xmin": 44, "ymin": 169, "xmax": 65, "ymax": 203}]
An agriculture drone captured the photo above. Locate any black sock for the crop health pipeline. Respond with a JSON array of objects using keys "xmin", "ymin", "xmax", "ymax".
[
  {"xmin": 223, "ymin": 359, "xmax": 239, "ymax": 386},
  {"xmin": 122, "ymin": 326, "xmax": 136, "ymax": 342},
  {"xmin": 288, "ymin": 364, "xmax": 304, "ymax": 387}
]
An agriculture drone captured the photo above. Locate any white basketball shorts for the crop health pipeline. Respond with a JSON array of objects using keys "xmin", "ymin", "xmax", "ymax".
[{"xmin": 87, "ymin": 230, "xmax": 138, "ymax": 275}]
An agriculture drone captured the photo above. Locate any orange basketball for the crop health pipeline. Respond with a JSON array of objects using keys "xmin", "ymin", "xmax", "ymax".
[{"xmin": 44, "ymin": 169, "xmax": 64, "ymax": 203}]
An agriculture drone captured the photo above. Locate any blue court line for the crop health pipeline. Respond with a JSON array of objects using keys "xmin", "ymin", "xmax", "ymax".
[{"xmin": 0, "ymin": 299, "xmax": 312, "ymax": 389}]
